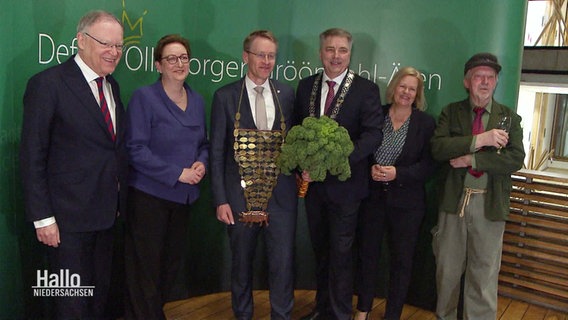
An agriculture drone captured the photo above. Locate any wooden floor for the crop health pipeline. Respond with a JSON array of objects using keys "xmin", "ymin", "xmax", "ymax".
[{"xmin": 164, "ymin": 290, "xmax": 568, "ymax": 320}]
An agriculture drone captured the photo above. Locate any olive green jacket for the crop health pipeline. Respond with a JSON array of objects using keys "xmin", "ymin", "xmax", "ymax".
[{"xmin": 431, "ymin": 99, "xmax": 525, "ymax": 221}]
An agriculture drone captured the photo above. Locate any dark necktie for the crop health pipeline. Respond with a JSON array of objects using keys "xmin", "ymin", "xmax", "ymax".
[
  {"xmin": 324, "ymin": 80, "xmax": 336, "ymax": 115},
  {"xmin": 468, "ymin": 107, "xmax": 485, "ymax": 178},
  {"xmin": 95, "ymin": 77, "xmax": 115, "ymax": 141}
]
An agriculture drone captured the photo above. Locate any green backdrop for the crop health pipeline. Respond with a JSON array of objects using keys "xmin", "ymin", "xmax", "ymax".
[{"xmin": 0, "ymin": 0, "xmax": 527, "ymax": 318}]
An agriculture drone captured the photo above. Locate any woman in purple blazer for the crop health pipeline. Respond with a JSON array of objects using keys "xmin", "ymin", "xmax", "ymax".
[
  {"xmin": 124, "ymin": 34, "xmax": 209, "ymax": 319},
  {"xmin": 354, "ymin": 67, "xmax": 436, "ymax": 320}
]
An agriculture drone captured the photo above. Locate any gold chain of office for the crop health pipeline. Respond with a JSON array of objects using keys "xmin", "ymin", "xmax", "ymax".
[
  {"xmin": 233, "ymin": 80, "xmax": 286, "ymax": 225},
  {"xmin": 308, "ymin": 70, "xmax": 355, "ymax": 118}
]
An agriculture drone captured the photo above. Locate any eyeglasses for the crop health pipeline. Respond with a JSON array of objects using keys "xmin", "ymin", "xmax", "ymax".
[
  {"xmin": 324, "ymin": 47, "xmax": 350, "ymax": 55},
  {"xmin": 246, "ymin": 51, "xmax": 276, "ymax": 61},
  {"xmin": 84, "ymin": 33, "xmax": 125, "ymax": 51},
  {"xmin": 161, "ymin": 54, "xmax": 190, "ymax": 65}
]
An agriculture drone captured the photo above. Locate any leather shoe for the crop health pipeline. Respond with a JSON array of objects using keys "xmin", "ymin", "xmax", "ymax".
[{"xmin": 300, "ymin": 310, "xmax": 324, "ymax": 320}]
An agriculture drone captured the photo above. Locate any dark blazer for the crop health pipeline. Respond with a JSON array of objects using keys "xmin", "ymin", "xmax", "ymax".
[
  {"xmin": 371, "ymin": 105, "xmax": 436, "ymax": 208},
  {"xmin": 294, "ymin": 73, "xmax": 383, "ymax": 203},
  {"xmin": 210, "ymin": 78, "xmax": 297, "ymax": 214},
  {"xmin": 431, "ymin": 98, "xmax": 525, "ymax": 221},
  {"xmin": 20, "ymin": 56, "xmax": 128, "ymax": 232}
]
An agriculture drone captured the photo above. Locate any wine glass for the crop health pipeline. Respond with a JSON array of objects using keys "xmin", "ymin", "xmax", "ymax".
[{"xmin": 496, "ymin": 115, "xmax": 511, "ymax": 154}]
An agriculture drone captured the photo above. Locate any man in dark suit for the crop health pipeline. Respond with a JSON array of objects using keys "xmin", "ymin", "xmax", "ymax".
[
  {"xmin": 295, "ymin": 28, "xmax": 383, "ymax": 320},
  {"xmin": 210, "ymin": 30, "xmax": 298, "ymax": 320},
  {"xmin": 20, "ymin": 10, "xmax": 127, "ymax": 319},
  {"xmin": 431, "ymin": 53, "xmax": 525, "ymax": 319}
]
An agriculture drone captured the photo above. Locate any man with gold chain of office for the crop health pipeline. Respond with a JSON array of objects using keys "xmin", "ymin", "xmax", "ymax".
[
  {"xmin": 210, "ymin": 30, "xmax": 298, "ymax": 320},
  {"xmin": 296, "ymin": 28, "xmax": 383, "ymax": 320}
]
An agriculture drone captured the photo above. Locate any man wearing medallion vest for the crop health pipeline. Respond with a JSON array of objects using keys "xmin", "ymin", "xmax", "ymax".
[
  {"xmin": 210, "ymin": 30, "xmax": 298, "ymax": 320},
  {"xmin": 295, "ymin": 28, "xmax": 383, "ymax": 320}
]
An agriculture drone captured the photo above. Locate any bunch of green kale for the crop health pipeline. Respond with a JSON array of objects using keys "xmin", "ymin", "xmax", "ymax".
[{"xmin": 277, "ymin": 116, "xmax": 354, "ymax": 181}]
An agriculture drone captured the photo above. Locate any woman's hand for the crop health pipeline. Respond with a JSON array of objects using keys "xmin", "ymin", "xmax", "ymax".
[
  {"xmin": 178, "ymin": 161, "xmax": 206, "ymax": 184},
  {"xmin": 371, "ymin": 164, "xmax": 396, "ymax": 182}
]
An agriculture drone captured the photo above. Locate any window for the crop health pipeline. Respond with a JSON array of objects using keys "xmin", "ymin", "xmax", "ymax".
[
  {"xmin": 552, "ymin": 94, "xmax": 568, "ymax": 159},
  {"xmin": 526, "ymin": 0, "xmax": 567, "ymax": 47}
]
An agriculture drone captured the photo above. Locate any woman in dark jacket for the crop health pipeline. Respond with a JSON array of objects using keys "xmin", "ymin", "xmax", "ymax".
[{"xmin": 354, "ymin": 67, "xmax": 436, "ymax": 320}]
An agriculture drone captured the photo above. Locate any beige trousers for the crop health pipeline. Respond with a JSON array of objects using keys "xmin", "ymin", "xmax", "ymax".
[{"xmin": 432, "ymin": 190, "xmax": 505, "ymax": 320}]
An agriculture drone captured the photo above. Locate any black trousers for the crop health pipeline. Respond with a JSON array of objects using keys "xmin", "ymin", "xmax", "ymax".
[
  {"xmin": 356, "ymin": 188, "xmax": 424, "ymax": 320},
  {"xmin": 48, "ymin": 227, "xmax": 114, "ymax": 319},
  {"xmin": 124, "ymin": 187, "xmax": 190, "ymax": 320},
  {"xmin": 305, "ymin": 186, "xmax": 361, "ymax": 320}
]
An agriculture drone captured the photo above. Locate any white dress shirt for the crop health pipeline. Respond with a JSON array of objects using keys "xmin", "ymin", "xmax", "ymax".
[
  {"xmin": 245, "ymin": 76, "xmax": 275, "ymax": 129},
  {"xmin": 320, "ymin": 69, "xmax": 349, "ymax": 116}
]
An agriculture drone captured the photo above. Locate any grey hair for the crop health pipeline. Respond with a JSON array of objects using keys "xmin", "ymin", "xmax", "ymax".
[
  {"xmin": 77, "ymin": 10, "xmax": 123, "ymax": 33},
  {"xmin": 319, "ymin": 28, "xmax": 353, "ymax": 50}
]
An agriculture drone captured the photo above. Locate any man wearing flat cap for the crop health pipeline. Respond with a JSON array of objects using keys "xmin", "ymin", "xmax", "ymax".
[{"xmin": 430, "ymin": 52, "xmax": 525, "ymax": 319}]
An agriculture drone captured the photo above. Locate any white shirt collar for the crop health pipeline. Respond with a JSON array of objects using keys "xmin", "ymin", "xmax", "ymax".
[
  {"xmin": 74, "ymin": 54, "xmax": 103, "ymax": 83},
  {"xmin": 245, "ymin": 75, "xmax": 270, "ymax": 92},
  {"xmin": 323, "ymin": 68, "xmax": 349, "ymax": 85}
]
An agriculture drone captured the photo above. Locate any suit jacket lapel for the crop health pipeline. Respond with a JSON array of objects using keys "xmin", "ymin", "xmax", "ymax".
[
  {"xmin": 108, "ymin": 75, "xmax": 124, "ymax": 143},
  {"xmin": 154, "ymin": 82, "xmax": 195, "ymax": 127},
  {"xmin": 458, "ymin": 100, "xmax": 473, "ymax": 135},
  {"xmin": 487, "ymin": 100, "xmax": 503, "ymax": 130},
  {"xmin": 398, "ymin": 108, "xmax": 419, "ymax": 162},
  {"xmin": 310, "ymin": 76, "xmax": 322, "ymax": 117},
  {"xmin": 61, "ymin": 58, "xmax": 115, "ymax": 141},
  {"xmin": 237, "ymin": 79, "xmax": 257, "ymax": 129},
  {"xmin": 269, "ymin": 80, "xmax": 282, "ymax": 130}
]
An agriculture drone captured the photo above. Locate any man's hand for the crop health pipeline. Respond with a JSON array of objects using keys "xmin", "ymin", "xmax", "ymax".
[
  {"xmin": 301, "ymin": 170, "xmax": 313, "ymax": 182},
  {"xmin": 475, "ymin": 129, "xmax": 509, "ymax": 149},
  {"xmin": 216, "ymin": 203, "xmax": 235, "ymax": 225},
  {"xmin": 36, "ymin": 223, "xmax": 60, "ymax": 247},
  {"xmin": 449, "ymin": 154, "xmax": 473, "ymax": 168}
]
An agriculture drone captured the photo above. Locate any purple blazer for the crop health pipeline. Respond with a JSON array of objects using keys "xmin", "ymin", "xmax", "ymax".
[{"xmin": 125, "ymin": 80, "xmax": 209, "ymax": 204}]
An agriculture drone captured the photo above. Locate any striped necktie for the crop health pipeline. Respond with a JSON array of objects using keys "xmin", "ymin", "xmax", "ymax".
[{"xmin": 95, "ymin": 77, "xmax": 115, "ymax": 141}]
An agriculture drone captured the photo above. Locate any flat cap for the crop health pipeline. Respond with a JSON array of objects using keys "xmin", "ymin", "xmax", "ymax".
[{"xmin": 464, "ymin": 52, "xmax": 501, "ymax": 75}]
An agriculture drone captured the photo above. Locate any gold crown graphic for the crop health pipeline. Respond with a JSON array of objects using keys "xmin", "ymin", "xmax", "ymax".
[{"xmin": 122, "ymin": 0, "xmax": 147, "ymax": 47}]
